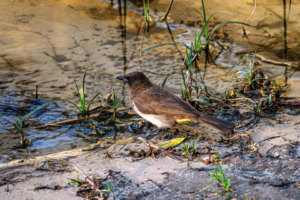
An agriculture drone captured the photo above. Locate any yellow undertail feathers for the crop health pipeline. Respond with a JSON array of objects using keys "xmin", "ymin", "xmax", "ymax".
[{"xmin": 176, "ymin": 118, "xmax": 191, "ymax": 123}]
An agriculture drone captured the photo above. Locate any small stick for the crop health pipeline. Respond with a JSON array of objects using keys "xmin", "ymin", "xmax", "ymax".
[
  {"xmin": 137, "ymin": 137, "xmax": 165, "ymax": 151},
  {"xmin": 137, "ymin": 137, "xmax": 180, "ymax": 160},
  {"xmin": 74, "ymin": 165, "xmax": 99, "ymax": 191},
  {"xmin": 34, "ymin": 107, "xmax": 133, "ymax": 128},
  {"xmin": 227, "ymin": 97, "xmax": 256, "ymax": 105}
]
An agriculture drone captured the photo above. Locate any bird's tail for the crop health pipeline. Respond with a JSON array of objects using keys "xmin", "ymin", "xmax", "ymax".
[{"xmin": 195, "ymin": 114, "xmax": 235, "ymax": 133}]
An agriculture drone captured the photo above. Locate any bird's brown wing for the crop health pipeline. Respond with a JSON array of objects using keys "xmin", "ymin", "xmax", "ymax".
[
  {"xmin": 132, "ymin": 85, "xmax": 198, "ymax": 116},
  {"xmin": 132, "ymin": 85, "xmax": 235, "ymax": 133}
]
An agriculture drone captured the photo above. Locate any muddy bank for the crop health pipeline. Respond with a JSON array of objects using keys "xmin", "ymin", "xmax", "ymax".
[
  {"xmin": 1, "ymin": 0, "xmax": 300, "ymax": 199},
  {"xmin": 1, "ymin": 116, "xmax": 300, "ymax": 199},
  {"xmin": 1, "ymin": 0, "xmax": 300, "ymax": 162}
]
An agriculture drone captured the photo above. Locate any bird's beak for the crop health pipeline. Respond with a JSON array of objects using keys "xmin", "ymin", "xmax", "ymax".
[{"xmin": 116, "ymin": 76, "xmax": 128, "ymax": 82}]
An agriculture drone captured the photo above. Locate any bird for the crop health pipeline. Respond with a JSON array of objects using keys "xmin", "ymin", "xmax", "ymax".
[{"xmin": 116, "ymin": 71, "xmax": 235, "ymax": 133}]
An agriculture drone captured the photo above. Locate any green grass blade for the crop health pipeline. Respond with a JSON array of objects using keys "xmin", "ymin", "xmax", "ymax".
[
  {"xmin": 180, "ymin": 82, "xmax": 184, "ymax": 99},
  {"xmin": 74, "ymin": 79, "xmax": 84, "ymax": 111},
  {"xmin": 192, "ymin": 98, "xmax": 214, "ymax": 106},
  {"xmin": 13, "ymin": 124, "xmax": 22, "ymax": 134},
  {"xmin": 193, "ymin": 9, "xmax": 209, "ymax": 48},
  {"xmin": 147, "ymin": 0, "xmax": 150, "ymax": 20},
  {"xmin": 111, "ymin": 178, "xmax": 121, "ymax": 191},
  {"xmin": 194, "ymin": 19, "xmax": 197, "ymax": 51},
  {"xmin": 226, "ymin": 56, "xmax": 247, "ymax": 74},
  {"xmin": 18, "ymin": 117, "xmax": 23, "ymax": 129},
  {"xmin": 180, "ymin": 66, "xmax": 186, "ymax": 88},
  {"xmin": 87, "ymin": 93, "xmax": 101, "ymax": 112},
  {"xmin": 185, "ymin": 47, "xmax": 191, "ymax": 69},
  {"xmin": 194, "ymin": 8, "xmax": 204, "ymax": 20},
  {"xmin": 236, "ymin": 71, "xmax": 250, "ymax": 80},
  {"xmin": 189, "ymin": 83, "xmax": 197, "ymax": 91},
  {"xmin": 141, "ymin": 43, "xmax": 185, "ymax": 52},
  {"xmin": 82, "ymin": 65, "xmax": 91, "ymax": 112},
  {"xmin": 161, "ymin": 76, "xmax": 168, "ymax": 88},
  {"xmin": 143, "ymin": 0, "xmax": 146, "ymax": 18},
  {"xmin": 196, "ymin": 32, "xmax": 202, "ymax": 51},
  {"xmin": 190, "ymin": 42, "xmax": 193, "ymax": 59},
  {"xmin": 226, "ymin": 179, "xmax": 231, "ymax": 191},
  {"xmin": 113, "ymin": 89, "xmax": 117, "ymax": 110},
  {"xmin": 107, "ymin": 182, "xmax": 111, "ymax": 191},
  {"xmin": 190, "ymin": 54, "xmax": 197, "ymax": 66},
  {"xmin": 201, "ymin": 0, "xmax": 208, "ymax": 40},
  {"xmin": 68, "ymin": 179, "xmax": 80, "ymax": 184}
]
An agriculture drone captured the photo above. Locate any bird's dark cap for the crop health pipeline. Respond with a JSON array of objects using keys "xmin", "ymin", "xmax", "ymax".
[{"xmin": 116, "ymin": 71, "xmax": 153, "ymax": 91}]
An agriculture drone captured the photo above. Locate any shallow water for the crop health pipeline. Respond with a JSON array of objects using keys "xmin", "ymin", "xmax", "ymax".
[{"xmin": 0, "ymin": 0, "xmax": 300, "ymax": 163}]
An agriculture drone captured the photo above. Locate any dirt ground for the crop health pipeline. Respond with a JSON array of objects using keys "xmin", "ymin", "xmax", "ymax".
[
  {"xmin": 1, "ymin": 114, "xmax": 300, "ymax": 199},
  {"xmin": 1, "ymin": 0, "xmax": 300, "ymax": 199}
]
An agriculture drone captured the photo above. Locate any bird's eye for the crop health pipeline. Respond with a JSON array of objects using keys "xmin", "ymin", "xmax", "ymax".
[{"xmin": 128, "ymin": 77, "xmax": 134, "ymax": 82}]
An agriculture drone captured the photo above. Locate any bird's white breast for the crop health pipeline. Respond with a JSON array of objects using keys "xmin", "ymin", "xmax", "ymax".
[{"xmin": 132, "ymin": 101, "xmax": 168, "ymax": 128}]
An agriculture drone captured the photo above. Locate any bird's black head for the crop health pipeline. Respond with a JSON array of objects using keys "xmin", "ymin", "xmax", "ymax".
[{"xmin": 116, "ymin": 71, "xmax": 153, "ymax": 91}]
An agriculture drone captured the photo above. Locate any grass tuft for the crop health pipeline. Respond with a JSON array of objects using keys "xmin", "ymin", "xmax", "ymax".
[
  {"xmin": 181, "ymin": 143, "xmax": 195, "ymax": 167},
  {"xmin": 13, "ymin": 65, "xmax": 101, "ymax": 145}
]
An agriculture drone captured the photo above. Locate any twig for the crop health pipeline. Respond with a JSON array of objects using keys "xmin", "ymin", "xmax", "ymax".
[
  {"xmin": 227, "ymin": 97, "xmax": 256, "ymax": 105},
  {"xmin": 244, "ymin": 149, "xmax": 259, "ymax": 154},
  {"xmin": 34, "ymin": 107, "xmax": 132, "ymax": 128},
  {"xmin": 138, "ymin": 137, "xmax": 165, "ymax": 151},
  {"xmin": 137, "ymin": 137, "xmax": 180, "ymax": 160},
  {"xmin": 223, "ymin": 133, "xmax": 250, "ymax": 141},
  {"xmin": 74, "ymin": 165, "xmax": 99, "ymax": 191}
]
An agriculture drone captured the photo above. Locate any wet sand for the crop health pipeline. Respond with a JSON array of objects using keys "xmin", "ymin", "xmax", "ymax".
[{"xmin": 1, "ymin": 0, "xmax": 300, "ymax": 199}]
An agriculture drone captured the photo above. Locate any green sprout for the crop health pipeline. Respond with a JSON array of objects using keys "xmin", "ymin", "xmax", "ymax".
[
  {"xmin": 198, "ymin": 152, "xmax": 231, "ymax": 198},
  {"xmin": 236, "ymin": 56, "xmax": 255, "ymax": 84},
  {"xmin": 207, "ymin": 152, "xmax": 231, "ymax": 192},
  {"xmin": 101, "ymin": 179, "xmax": 121, "ymax": 200},
  {"xmin": 256, "ymin": 99, "xmax": 263, "ymax": 114},
  {"xmin": 74, "ymin": 65, "xmax": 101, "ymax": 115},
  {"xmin": 181, "ymin": 143, "xmax": 195, "ymax": 167},
  {"xmin": 142, "ymin": 0, "xmax": 150, "ymax": 27}
]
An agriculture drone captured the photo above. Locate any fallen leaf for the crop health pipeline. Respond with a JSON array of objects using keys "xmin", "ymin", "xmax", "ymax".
[{"xmin": 158, "ymin": 137, "xmax": 186, "ymax": 149}]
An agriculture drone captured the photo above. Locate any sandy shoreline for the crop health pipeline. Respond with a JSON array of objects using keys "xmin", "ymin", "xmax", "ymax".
[{"xmin": 1, "ymin": 0, "xmax": 300, "ymax": 199}]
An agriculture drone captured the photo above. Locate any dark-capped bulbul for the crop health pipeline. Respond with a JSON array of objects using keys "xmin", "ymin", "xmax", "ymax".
[{"xmin": 117, "ymin": 71, "xmax": 235, "ymax": 133}]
